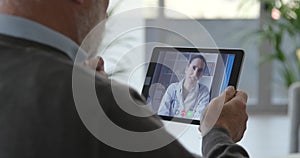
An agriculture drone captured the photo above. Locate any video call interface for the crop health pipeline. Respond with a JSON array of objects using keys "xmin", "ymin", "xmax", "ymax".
[{"xmin": 143, "ymin": 49, "xmax": 236, "ymax": 121}]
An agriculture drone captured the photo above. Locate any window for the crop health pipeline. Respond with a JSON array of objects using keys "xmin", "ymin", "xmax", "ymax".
[{"xmin": 144, "ymin": 0, "xmax": 260, "ymax": 19}]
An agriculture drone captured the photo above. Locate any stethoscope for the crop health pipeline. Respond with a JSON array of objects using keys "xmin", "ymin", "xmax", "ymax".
[
  {"xmin": 169, "ymin": 89, "xmax": 177, "ymax": 114},
  {"xmin": 170, "ymin": 88, "xmax": 191, "ymax": 116},
  {"xmin": 170, "ymin": 85, "xmax": 200, "ymax": 117}
]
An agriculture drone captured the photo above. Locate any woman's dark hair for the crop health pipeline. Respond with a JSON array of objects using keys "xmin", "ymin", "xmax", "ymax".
[{"xmin": 189, "ymin": 55, "xmax": 207, "ymax": 68}]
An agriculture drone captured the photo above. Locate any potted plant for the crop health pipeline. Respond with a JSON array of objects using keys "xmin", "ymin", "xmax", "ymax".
[
  {"xmin": 252, "ymin": 0, "xmax": 300, "ymax": 153},
  {"xmin": 255, "ymin": 0, "xmax": 300, "ymax": 87}
]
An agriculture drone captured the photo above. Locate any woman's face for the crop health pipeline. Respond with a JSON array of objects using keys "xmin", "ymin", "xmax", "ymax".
[{"xmin": 185, "ymin": 58, "xmax": 206, "ymax": 85}]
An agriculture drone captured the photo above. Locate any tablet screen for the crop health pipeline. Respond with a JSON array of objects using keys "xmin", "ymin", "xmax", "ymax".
[{"xmin": 142, "ymin": 47, "xmax": 244, "ymax": 124}]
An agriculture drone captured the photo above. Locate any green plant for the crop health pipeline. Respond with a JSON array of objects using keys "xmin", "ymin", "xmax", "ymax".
[{"xmin": 255, "ymin": 0, "xmax": 300, "ymax": 87}]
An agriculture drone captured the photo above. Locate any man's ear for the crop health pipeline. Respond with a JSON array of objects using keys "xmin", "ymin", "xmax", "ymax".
[{"xmin": 73, "ymin": 0, "xmax": 84, "ymax": 4}]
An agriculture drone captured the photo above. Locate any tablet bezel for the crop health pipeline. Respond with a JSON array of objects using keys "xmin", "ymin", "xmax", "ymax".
[{"xmin": 142, "ymin": 47, "xmax": 244, "ymax": 125}]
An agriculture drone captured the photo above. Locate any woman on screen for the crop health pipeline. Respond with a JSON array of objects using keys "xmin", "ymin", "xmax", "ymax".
[{"xmin": 158, "ymin": 55, "xmax": 210, "ymax": 120}]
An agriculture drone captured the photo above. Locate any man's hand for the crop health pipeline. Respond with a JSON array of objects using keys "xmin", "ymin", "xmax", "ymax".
[
  {"xmin": 200, "ymin": 86, "xmax": 248, "ymax": 142},
  {"xmin": 84, "ymin": 56, "xmax": 108, "ymax": 78}
]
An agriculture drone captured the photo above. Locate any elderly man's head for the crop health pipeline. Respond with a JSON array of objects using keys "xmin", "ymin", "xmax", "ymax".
[
  {"xmin": 73, "ymin": 0, "xmax": 109, "ymax": 44},
  {"xmin": 0, "ymin": 0, "xmax": 109, "ymax": 45}
]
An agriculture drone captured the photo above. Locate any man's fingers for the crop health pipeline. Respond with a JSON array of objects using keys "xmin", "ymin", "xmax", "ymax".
[
  {"xmin": 224, "ymin": 90, "xmax": 248, "ymax": 142},
  {"xmin": 235, "ymin": 90, "xmax": 248, "ymax": 103},
  {"xmin": 94, "ymin": 57, "xmax": 104, "ymax": 71},
  {"xmin": 83, "ymin": 56, "xmax": 108, "ymax": 78},
  {"xmin": 224, "ymin": 86, "xmax": 236, "ymax": 103}
]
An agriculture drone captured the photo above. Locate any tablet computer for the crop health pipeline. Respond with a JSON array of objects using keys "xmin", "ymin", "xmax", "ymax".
[{"xmin": 142, "ymin": 47, "xmax": 244, "ymax": 124}]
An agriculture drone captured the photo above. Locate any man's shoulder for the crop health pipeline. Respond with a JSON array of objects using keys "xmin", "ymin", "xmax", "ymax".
[{"xmin": 0, "ymin": 34, "xmax": 72, "ymax": 62}]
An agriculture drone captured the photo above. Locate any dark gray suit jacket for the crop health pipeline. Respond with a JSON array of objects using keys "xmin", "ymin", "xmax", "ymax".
[{"xmin": 0, "ymin": 34, "xmax": 249, "ymax": 158}]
